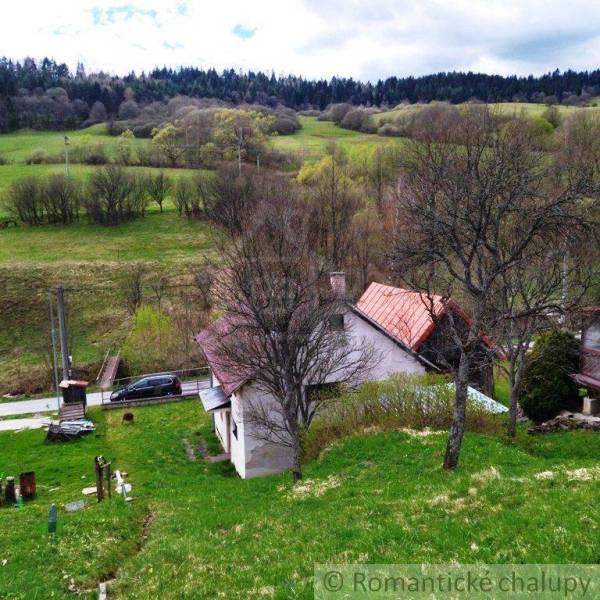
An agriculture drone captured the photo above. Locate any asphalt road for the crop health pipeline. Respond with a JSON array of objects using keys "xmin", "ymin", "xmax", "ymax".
[{"xmin": 0, "ymin": 380, "xmax": 208, "ymax": 418}]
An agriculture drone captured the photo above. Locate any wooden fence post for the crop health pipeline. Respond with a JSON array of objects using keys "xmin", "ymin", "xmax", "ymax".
[{"xmin": 94, "ymin": 456, "xmax": 104, "ymax": 503}]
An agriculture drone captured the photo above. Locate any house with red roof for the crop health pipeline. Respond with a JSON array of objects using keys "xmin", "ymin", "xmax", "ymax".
[{"xmin": 196, "ymin": 274, "xmax": 495, "ymax": 478}]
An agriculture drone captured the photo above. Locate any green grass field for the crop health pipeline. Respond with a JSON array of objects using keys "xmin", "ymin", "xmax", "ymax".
[
  {"xmin": 1, "ymin": 400, "xmax": 599, "ymax": 598},
  {"xmin": 270, "ymin": 116, "xmax": 398, "ymax": 161},
  {"xmin": 0, "ymin": 123, "xmax": 148, "ymax": 163},
  {"xmin": 373, "ymin": 100, "xmax": 600, "ymax": 125},
  {"xmin": 0, "ymin": 206, "xmax": 213, "ymax": 264}
]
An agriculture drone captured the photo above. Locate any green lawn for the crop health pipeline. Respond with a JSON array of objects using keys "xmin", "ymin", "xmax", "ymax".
[
  {"xmin": 0, "ymin": 209, "xmax": 213, "ymax": 264},
  {"xmin": 270, "ymin": 116, "xmax": 399, "ymax": 162},
  {"xmin": 1, "ymin": 400, "xmax": 600, "ymax": 599},
  {"xmin": 0, "ymin": 123, "xmax": 148, "ymax": 163}
]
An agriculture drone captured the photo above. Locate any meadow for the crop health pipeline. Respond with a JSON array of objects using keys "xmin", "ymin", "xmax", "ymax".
[
  {"xmin": 269, "ymin": 115, "xmax": 399, "ymax": 161},
  {"xmin": 1, "ymin": 400, "xmax": 599, "ymax": 599},
  {"xmin": 372, "ymin": 100, "xmax": 600, "ymax": 125}
]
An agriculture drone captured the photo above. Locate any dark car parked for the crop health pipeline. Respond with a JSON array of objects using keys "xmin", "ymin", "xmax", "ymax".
[{"xmin": 110, "ymin": 374, "xmax": 182, "ymax": 402}]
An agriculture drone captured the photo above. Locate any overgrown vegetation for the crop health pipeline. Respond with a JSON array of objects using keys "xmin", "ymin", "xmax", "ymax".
[{"xmin": 303, "ymin": 374, "xmax": 502, "ymax": 461}]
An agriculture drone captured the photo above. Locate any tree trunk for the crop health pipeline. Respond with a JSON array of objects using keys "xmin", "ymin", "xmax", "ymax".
[
  {"xmin": 290, "ymin": 426, "xmax": 303, "ymax": 482},
  {"xmin": 507, "ymin": 363, "xmax": 522, "ymax": 438},
  {"xmin": 443, "ymin": 351, "xmax": 470, "ymax": 470}
]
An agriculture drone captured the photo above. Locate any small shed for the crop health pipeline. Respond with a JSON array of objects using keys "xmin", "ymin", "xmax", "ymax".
[{"xmin": 59, "ymin": 379, "xmax": 89, "ymax": 405}]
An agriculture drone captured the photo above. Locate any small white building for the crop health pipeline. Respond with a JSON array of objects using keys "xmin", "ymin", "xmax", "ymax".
[{"xmin": 196, "ymin": 274, "xmax": 495, "ymax": 478}]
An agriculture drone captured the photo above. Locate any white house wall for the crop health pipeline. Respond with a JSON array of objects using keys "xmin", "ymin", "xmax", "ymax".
[
  {"xmin": 213, "ymin": 409, "xmax": 230, "ymax": 453},
  {"xmin": 232, "ymin": 385, "xmax": 294, "ymax": 479},
  {"xmin": 344, "ymin": 311, "xmax": 426, "ymax": 381}
]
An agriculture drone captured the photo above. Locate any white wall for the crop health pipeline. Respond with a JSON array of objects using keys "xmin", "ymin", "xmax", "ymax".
[
  {"xmin": 232, "ymin": 385, "xmax": 294, "ymax": 479},
  {"xmin": 344, "ymin": 311, "xmax": 426, "ymax": 381},
  {"xmin": 213, "ymin": 409, "xmax": 230, "ymax": 453}
]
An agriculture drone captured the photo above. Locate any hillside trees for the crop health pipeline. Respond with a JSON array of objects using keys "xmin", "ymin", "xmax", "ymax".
[
  {"xmin": 151, "ymin": 123, "xmax": 187, "ymax": 167},
  {"xmin": 213, "ymin": 109, "xmax": 274, "ymax": 173},
  {"xmin": 298, "ymin": 151, "xmax": 360, "ymax": 269},
  {"xmin": 390, "ymin": 106, "xmax": 600, "ymax": 470}
]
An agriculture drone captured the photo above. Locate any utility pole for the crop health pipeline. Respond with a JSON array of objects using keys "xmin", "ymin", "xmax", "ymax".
[
  {"xmin": 48, "ymin": 293, "xmax": 61, "ymax": 411},
  {"xmin": 64, "ymin": 135, "xmax": 70, "ymax": 177},
  {"xmin": 56, "ymin": 286, "xmax": 70, "ymax": 381}
]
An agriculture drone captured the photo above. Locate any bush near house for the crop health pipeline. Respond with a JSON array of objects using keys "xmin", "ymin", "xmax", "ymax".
[
  {"xmin": 521, "ymin": 330, "xmax": 580, "ymax": 422},
  {"xmin": 303, "ymin": 374, "xmax": 501, "ymax": 461}
]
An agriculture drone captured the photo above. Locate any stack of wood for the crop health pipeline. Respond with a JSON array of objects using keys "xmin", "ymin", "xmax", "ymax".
[{"xmin": 528, "ymin": 413, "xmax": 600, "ymax": 435}]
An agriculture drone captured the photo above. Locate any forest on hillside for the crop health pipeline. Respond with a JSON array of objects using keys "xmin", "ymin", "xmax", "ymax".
[{"xmin": 1, "ymin": 56, "xmax": 600, "ymax": 131}]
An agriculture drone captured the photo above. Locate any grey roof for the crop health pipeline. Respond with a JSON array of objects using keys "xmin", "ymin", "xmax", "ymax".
[{"xmin": 199, "ymin": 386, "xmax": 231, "ymax": 413}]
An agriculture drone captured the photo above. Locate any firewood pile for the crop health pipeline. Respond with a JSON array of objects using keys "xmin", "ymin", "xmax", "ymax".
[{"xmin": 528, "ymin": 413, "xmax": 600, "ymax": 435}]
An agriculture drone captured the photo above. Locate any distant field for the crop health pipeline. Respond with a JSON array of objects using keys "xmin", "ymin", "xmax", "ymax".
[
  {"xmin": 373, "ymin": 100, "xmax": 600, "ymax": 125},
  {"xmin": 0, "ymin": 208, "xmax": 213, "ymax": 264},
  {"xmin": 0, "ymin": 123, "xmax": 148, "ymax": 162},
  {"xmin": 270, "ymin": 115, "xmax": 400, "ymax": 161}
]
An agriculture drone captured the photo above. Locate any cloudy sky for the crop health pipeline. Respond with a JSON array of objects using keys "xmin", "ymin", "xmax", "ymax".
[{"xmin": 4, "ymin": 1, "xmax": 600, "ymax": 81}]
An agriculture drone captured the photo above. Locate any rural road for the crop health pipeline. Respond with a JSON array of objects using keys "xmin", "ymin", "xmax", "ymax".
[{"xmin": 0, "ymin": 380, "xmax": 209, "ymax": 418}]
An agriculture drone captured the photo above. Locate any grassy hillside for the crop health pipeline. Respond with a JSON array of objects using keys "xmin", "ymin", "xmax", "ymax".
[
  {"xmin": 373, "ymin": 100, "xmax": 600, "ymax": 125},
  {"xmin": 0, "ymin": 123, "xmax": 148, "ymax": 162},
  {"xmin": 1, "ymin": 400, "xmax": 599, "ymax": 598},
  {"xmin": 270, "ymin": 116, "xmax": 398, "ymax": 161}
]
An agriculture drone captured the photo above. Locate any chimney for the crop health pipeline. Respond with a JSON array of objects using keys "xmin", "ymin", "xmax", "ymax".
[{"xmin": 329, "ymin": 272, "xmax": 346, "ymax": 299}]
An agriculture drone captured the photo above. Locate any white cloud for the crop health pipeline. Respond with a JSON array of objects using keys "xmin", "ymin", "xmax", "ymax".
[{"xmin": 2, "ymin": 1, "xmax": 600, "ymax": 80}]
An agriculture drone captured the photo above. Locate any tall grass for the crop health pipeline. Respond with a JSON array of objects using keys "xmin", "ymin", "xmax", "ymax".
[{"xmin": 303, "ymin": 374, "xmax": 501, "ymax": 460}]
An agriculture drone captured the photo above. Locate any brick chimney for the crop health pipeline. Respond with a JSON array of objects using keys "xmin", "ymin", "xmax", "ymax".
[{"xmin": 329, "ymin": 272, "xmax": 346, "ymax": 299}]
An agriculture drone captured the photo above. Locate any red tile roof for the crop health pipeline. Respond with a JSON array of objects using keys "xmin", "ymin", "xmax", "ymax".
[
  {"xmin": 195, "ymin": 315, "xmax": 252, "ymax": 397},
  {"xmin": 355, "ymin": 282, "xmax": 450, "ymax": 351}
]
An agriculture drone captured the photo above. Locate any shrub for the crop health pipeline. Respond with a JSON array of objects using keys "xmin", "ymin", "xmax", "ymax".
[
  {"xmin": 319, "ymin": 103, "xmax": 353, "ymax": 123},
  {"xmin": 521, "ymin": 330, "xmax": 580, "ymax": 422},
  {"xmin": 71, "ymin": 143, "xmax": 108, "ymax": 165},
  {"xmin": 3, "ymin": 177, "xmax": 43, "ymax": 225},
  {"xmin": 40, "ymin": 174, "xmax": 80, "ymax": 224},
  {"xmin": 121, "ymin": 305, "xmax": 180, "ymax": 374},
  {"xmin": 302, "ymin": 374, "xmax": 500, "ymax": 461},
  {"xmin": 25, "ymin": 148, "xmax": 59, "ymax": 165},
  {"xmin": 270, "ymin": 115, "xmax": 301, "ymax": 135},
  {"xmin": 542, "ymin": 105, "xmax": 562, "ymax": 129},
  {"xmin": 378, "ymin": 123, "xmax": 402, "ymax": 136},
  {"xmin": 3, "ymin": 175, "xmax": 81, "ymax": 226},
  {"xmin": 85, "ymin": 165, "xmax": 146, "ymax": 225},
  {"xmin": 340, "ymin": 108, "xmax": 373, "ymax": 132}
]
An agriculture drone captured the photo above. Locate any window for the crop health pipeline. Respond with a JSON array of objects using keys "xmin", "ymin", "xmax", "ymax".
[
  {"xmin": 328, "ymin": 314, "xmax": 344, "ymax": 331},
  {"xmin": 232, "ymin": 418, "xmax": 238, "ymax": 440}
]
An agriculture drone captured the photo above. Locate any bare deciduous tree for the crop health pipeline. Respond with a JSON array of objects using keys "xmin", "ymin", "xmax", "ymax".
[
  {"xmin": 207, "ymin": 195, "xmax": 378, "ymax": 481},
  {"xmin": 146, "ymin": 171, "xmax": 171, "ymax": 213},
  {"xmin": 390, "ymin": 106, "xmax": 600, "ymax": 470}
]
